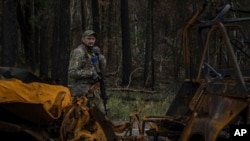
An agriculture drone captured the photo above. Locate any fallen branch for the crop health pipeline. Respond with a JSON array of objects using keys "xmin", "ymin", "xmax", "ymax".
[{"xmin": 107, "ymin": 87, "xmax": 158, "ymax": 93}]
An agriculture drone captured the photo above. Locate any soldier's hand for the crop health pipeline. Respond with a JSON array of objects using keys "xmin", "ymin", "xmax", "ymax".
[{"xmin": 92, "ymin": 72, "xmax": 101, "ymax": 81}]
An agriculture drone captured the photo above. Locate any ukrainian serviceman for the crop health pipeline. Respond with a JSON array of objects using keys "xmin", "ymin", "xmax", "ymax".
[{"xmin": 68, "ymin": 30, "xmax": 106, "ymax": 114}]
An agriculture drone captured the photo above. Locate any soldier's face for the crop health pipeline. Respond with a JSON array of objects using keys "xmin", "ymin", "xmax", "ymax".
[{"xmin": 82, "ymin": 35, "xmax": 96, "ymax": 47}]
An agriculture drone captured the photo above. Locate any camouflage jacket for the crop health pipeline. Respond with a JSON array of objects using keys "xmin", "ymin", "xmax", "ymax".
[{"xmin": 68, "ymin": 44, "xmax": 106, "ymax": 83}]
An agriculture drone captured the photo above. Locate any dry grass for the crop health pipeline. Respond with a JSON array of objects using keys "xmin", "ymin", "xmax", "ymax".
[{"xmin": 106, "ymin": 91, "xmax": 175, "ymax": 121}]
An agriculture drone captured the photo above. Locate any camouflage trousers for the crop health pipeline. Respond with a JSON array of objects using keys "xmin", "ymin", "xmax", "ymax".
[{"xmin": 70, "ymin": 83, "xmax": 106, "ymax": 115}]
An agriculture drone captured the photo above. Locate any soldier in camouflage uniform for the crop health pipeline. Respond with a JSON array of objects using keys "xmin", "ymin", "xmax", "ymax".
[{"xmin": 68, "ymin": 30, "xmax": 106, "ymax": 114}]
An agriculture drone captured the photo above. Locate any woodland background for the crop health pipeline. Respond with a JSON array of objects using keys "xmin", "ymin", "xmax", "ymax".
[{"xmin": 1, "ymin": 0, "xmax": 250, "ymax": 93}]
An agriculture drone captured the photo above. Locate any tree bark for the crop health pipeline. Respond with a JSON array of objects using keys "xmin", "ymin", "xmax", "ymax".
[
  {"xmin": 39, "ymin": 14, "xmax": 49, "ymax": 80},
  {"xmin": 92, "ymin": 0, "xmax": 100, "ymax": 34},
  {"xmin": 120, "ymin": 0, "xmax": 132, "ymax": 86},
  {"xmin": 1, "ymin": 0, "xmax": 19, "ymax": 67},
  {"xmin": 51, "ymin": 0, "xmax": 70, "ymax": 86},
  {"xmin": 150, "ymin": 0, "xmax": 155, "ymax": 90},
  {"xmin": 51, "ymin": 0, "xmax": 60, "ymax": 82},
  {"xmin": 144, "ymin": 0, "xmax": 153, "ymax": 87},
  {"xmin": 17, "ymin": 1, "xmax": 36, "ymax": 72},
  {"xmin": 57, "ymin": 0, "xmax": 71, "ymax": 85},
  {"xmin": 107, "ymin": 0, "xmax": 115, "ymax": 68}
]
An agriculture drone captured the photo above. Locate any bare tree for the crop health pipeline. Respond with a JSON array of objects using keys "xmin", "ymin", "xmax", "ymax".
[
  {"xmin": 1, "ymin": 0, "xmax": 19, "ymax": 67},
  {"xmin": 39, "ymin": 8, "xmax": 49, "ymax": 80},
  {"xmin": 106, "ymin": 0, "xmax": 118, "ymax": 69},
  {"xmin": 51, "ymin": 0, "xmax": 71, "ymax": 85},
  {"xmin": 92, "ymin": 0, "xmax": 100, "ymax": 36},
  {"xmin": 144, "ymin": 0, "xmax": 154, "ymax": 88},
  {"xmin": 16, "ymin": 1, "xmax": 37, "ymax": 72},
  {"xmin": 120, "ymin": 0, "xmax": 132, "ymax": 86}
]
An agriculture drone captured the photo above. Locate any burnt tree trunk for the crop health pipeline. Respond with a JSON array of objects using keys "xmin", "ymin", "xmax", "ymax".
[
  {"xmin": 107, "ymin": 0, "xmax": 115, "ymax": 68},
  {"xmin": 120, "ymin": 0, "xmax": 132, "ymax": 86},
  {"xmin": 17, "ymin": 1, "xmax": 36, "ymax": 72},
  {"xmin": 51, "ymin": 0, "xmax": 60, "ymax": 82},
  {"xmin": 144, "ymin": 0, "xmax": 153, "ymax": 88},
  {"xmin": 39, "ymin": 14, "xmax": 49, "ymax": 80},
  {"xmin": 92, "ymin": 0, "xmax": 100, "ymax": 34},
  {"xmin": 150, "ymin": 0, "xmax": 155, "ymax": 90},
  {"xmin": 51, "ymin": 0, "xmax": 70, "ymax": 85},
  {"xmin": 1, "ymin": 0, "xmax": 19, "ymax": 67}
]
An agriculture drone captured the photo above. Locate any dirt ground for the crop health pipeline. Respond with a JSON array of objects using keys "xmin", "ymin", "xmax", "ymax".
[{"xmin": 111, "ymin": 119, "xmax": 171, "ymax": 141}]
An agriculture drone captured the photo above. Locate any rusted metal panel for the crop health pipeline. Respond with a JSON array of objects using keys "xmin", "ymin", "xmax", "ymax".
[
  {"xmin": 180, "ymin": 94, "xmax": 248, "ymax": 141},
  {"xmin": 166, "ymin": 80, "xmax": 200, "ymax": 117},
  {"xmin": 206, "ymin": 78, "xmax": 250, "ymax": 98}
]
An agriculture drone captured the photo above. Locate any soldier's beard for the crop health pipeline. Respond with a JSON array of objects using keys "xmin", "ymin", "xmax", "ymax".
[{"xmin": 84, "ymin": 44, "xmax": 93, "ymax": 52}]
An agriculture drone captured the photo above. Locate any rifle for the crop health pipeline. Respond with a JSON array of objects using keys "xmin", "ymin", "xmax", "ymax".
[
  {"xmin": 88, "ymin": 74, "xmax": 108, "ymax": 115},
  {"xmin": 98, "ymin": 73, "xmax": 108, "ymax": 115},
  {"xmin": 90, "ymin": 46, "xmax": 108, "ymax": 115}
]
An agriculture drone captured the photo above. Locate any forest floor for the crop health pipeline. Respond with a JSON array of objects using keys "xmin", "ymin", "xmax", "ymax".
[
  {"xmin": 102, "ymin": 74, "xmax": 181, "ymax": 140},
  {"xmin": 111, "ymin": 119, "xmax": 171, "ymax": 141},
  {"xmin": 106, "ymin": 89, "xmax": 176, "ymax": 141}
]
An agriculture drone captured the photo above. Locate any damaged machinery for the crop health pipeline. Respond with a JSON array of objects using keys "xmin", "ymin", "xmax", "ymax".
[
  {"xmin": 0, "ymin": 67, "xmax": 116, "ymax": 141},
  {"xmin": 141, "ymin": 3, "xmax": 250, "ymax": 141}
]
